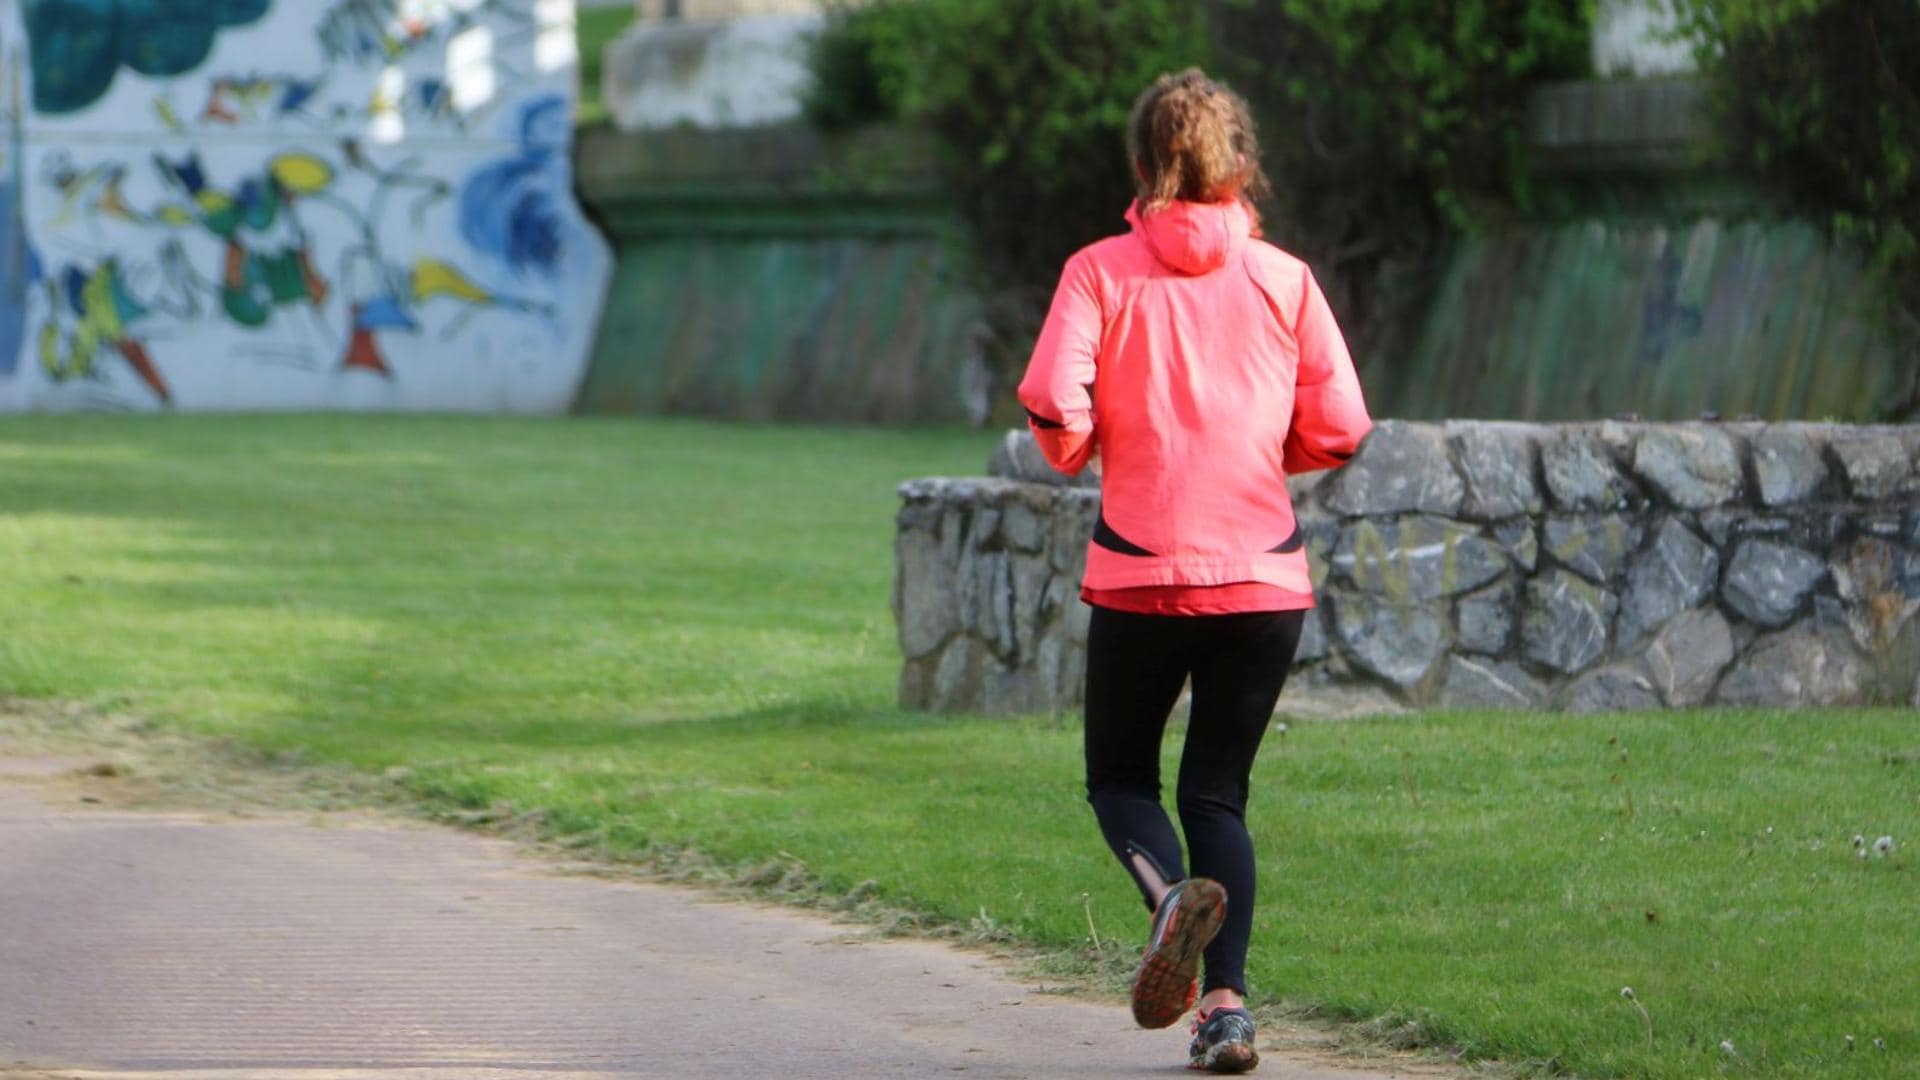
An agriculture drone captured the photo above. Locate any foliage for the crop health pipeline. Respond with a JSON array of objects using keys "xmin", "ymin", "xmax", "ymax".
[
  {"xmin": 1203, "ymin": 0, "xmax": 1594, "ymax": 363},
  {"xmin": 574, "ymin": 5, "xmax": 635, "ymax": 127},
  {"xmin": 1674, "ymin": 0, "xmax": 1919, "ymax": 413},
  {"xmin": 800, "ymin": 2, "xmax": 899, "ymax": 134},
  {"xmin": 805, "ymin": 0, "xmax": 1210, "ymax": 385},
  {"xmin": 805, "ymin": 0, "xmax": 1590, "ymax": 388}
]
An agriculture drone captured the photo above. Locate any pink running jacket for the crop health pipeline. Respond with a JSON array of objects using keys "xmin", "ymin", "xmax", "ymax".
[{"xmin": 1017, "ymin": 198, "xmax": 1372, "ymax": 603}]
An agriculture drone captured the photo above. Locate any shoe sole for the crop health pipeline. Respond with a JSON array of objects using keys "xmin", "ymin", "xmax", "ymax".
[
  {"xmin": 1192, "ymin": 1040, "xmax": 1259, "ymax": 1073},
  {"xmin": 1130, "ymin": 877, "xmax": 1227, "ymax": 1029}
]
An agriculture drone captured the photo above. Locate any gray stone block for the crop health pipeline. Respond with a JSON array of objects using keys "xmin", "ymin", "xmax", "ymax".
[
  {"xmin": 1643, "ymin": 607, "xmax": 1735, "ymax": 705},
  {"xmin": 1330, "ymin": 594, "xmax": 1448, "ymax": 689},
  {"xmin": 1751, "ymin": 427, "xmax": 1830, "ymax": 506},
  {"xmin": 1695, "ymin": 507, "xmax": 1798, "ymax": 548},
  {"xmin": 898, "ymin": 652, "xmax": 936, "ymax": 710},
  {"xmin": 980, "ymin": 658, "xmax": 1052, "ymax": 714},
  {"xmin": 1319, "ymin": 422, "xmax": 1465, "ymax": 517},
  {"xmin": 1455, "ymin": 579, "xmax": 1518, "ymax": 655},
  {"xmin": 1722, "ymin": 539, "xmax": 1826, "ymax": 628},
  {"xmin": 1010, "ymin": 555, "xmax": 1053, "ymax": 657},
  {"xmin": 1329, "ymin": 516, "xmax": 1508, "ymax": 601},
  {"xmin": 1449, "ymin": 422, "xmax": 1544, "ymax": 520},
  {"xmin": 956, "ymin": 549, "xmax": 1016, "ymax": 660},
  {"xmin": 1542, "ymin": 430, "xmax": 1637, "ymax": 511},
  {"xmin": 1829, "ymin": 537, "xmax": 1920, "ymax": 652},
  {"xmin": 1437, "ymin": 655, "xmax": 1548, "ymax": 709},
  {"xmin": 1633, "ymin": 426, "xmax": 1743, "ymax": 509},
  {"xmin": 1829, "ymin": 432, "xmax": 1912, "ymax": 500},
  {"xmin": 1296, "ymin": 605, "xmax": 1328, "ymax": 663},
  {"xmin": 968, "ymin": 505, "xmax": 1004, "ymax": 550},
  {"xmin": 1716, "ymin": 619, "xmax": 1871, "ymax": 706},
  {"xmin": 1493, "ymin": 519, "xmax": 1539, "ymax": 571},
  {"xmin": 893, "ymin": 524, "xmax": 959, "ymax": 660},
  {"xmin": 986, "ymin": 429, "xmax": 1096, "ymax": 488},
  {"xmin": 1303, "ymin": 516, "xmax": 1339, "ymax": 590},
  {"xmin": 927, "ymin": 636, "xmax": 985, "ymax": 711},
  {"xmin": 1618, "ymin": 517, "xmax": 1719, "ymax": 646},
  {"xmin": 1544, "ymin": 515, "xmax": 1644, "ymax": 584},
  {"xmin": 1047, "ymin": 491, "xmax": 1099, "ymax": 574},
  {"xmin": 999, "ymin": 499, "xmax": 1046, "ymax": 552},
  {"xmin": 1286, "ymin": 470, "xmax": 1326, "ymax": 512},
  {"xmin": 896, "ymin": 497, "xmax": 944, "ymax": 532},
  {"xmin": 1522, "ymin": 570, "xmax": 1618, "ymax": 674},
  {"xmin": 1057, "ymin": 576, "xmax": 1092, "ymax": 646},
  {"xmin": 1565, "ymin": 665, "xmax": 1662, "ymax": 713}
]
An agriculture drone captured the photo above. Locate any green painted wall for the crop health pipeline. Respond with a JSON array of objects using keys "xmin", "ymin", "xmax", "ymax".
[
  {"xmin": 573, "ymin": 126, "xmax": 982, "ymax": 423},
  {"xmin": 1375, "ymin": 80, "xmax": 1913, "ymax": 422},
  {"xmin": 572, "ymin": 82, "xmax": 1912, "ymax": 425},
  {"xmin": 1378, "ymin": 212, "xmax": 1910, "ymax": 421}
]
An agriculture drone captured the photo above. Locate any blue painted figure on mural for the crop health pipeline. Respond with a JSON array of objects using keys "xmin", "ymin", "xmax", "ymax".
[
  {"xmin": 1, "ymin": 60, "xmax": 37, "ymax": 379},
  {"xmin": 25, "ymin": 0, "xmax": 273, "ymax": 115},
  {"xmin": 459, "ymin": 93, "xmax": 570, "ymax": 278}
]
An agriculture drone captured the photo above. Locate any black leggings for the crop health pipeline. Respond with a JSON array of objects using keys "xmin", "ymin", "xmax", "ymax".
[{"xmin": 1083, "ymin": 605, "xmax": 1305, "ymax": 996}]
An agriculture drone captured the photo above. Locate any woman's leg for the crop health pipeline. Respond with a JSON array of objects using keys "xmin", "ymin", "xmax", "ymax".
[
  {"xmin": 1177, "ymin": 610, "xmax": 1305, "ymax": 998},
  {"xmin": 1083, "ymin": 605, "xmax": 1193, "ymax": 910}
]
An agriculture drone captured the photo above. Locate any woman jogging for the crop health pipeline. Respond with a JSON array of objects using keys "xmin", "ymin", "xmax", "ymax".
[{"xmin": 1016, "ymin": 69, "xmax": 1372, "ymax": 1073}]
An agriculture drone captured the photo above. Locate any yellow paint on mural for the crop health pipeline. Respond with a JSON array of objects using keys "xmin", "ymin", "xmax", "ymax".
[
  {"xmin": 412, "ymin": 258, "xmax": 492, "ymax": 305},
  {"xmin": 270, "ymin": 153, "xmax": 333, "ymax": 195}
]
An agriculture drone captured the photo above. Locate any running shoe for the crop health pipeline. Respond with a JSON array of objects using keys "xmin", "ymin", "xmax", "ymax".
[
  {"xmin": 1188, "ymin": 1005, "xmax": 1259, "ymax": 1073},
  {"xmin": 1129, "ymin": 876, "xmax": 1227, "ymax": 1028}
]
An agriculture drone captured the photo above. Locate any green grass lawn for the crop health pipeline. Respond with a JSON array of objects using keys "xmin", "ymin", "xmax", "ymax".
[{"xmin": 1, "ymin": 415, "xmax": 1916, "ymax": 1078}]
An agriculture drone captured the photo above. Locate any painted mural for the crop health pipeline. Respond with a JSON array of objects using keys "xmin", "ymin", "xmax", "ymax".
[{"xmin": 0, "ymin": 0, "xmax": 610, "ymax": 413}]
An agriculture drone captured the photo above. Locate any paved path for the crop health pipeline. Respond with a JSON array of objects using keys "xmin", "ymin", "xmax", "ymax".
[{"xmin": 0, "ymin": 755, "xmax": 1426, "ymax": 1080}]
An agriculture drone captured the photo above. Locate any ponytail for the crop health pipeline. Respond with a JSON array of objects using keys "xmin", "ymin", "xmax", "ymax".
[{"xmin": 1127, "ymin": 69, "xmax": 1267, "ymax": 210}]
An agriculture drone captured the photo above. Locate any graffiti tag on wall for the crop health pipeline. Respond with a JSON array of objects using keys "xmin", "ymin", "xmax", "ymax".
[{"xmin": 0, "ymin": 0, "xmax": 610, "ymax": 413}]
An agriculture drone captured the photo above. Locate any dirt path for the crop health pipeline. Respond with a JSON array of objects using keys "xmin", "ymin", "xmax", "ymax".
[{"xmin": 0, "ymin": 749, "xmax": 1447, "ymax": 1080}]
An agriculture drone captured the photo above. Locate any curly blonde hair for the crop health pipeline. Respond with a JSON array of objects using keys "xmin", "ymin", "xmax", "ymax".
[{"xmin": 1127, "ymin": 68, "xmax": 1268, "ymax": 211}]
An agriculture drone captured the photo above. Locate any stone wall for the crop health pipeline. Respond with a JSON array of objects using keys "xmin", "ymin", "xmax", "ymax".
[{"xmin": 893, "ymin": 422, "xmax": 1920, "ymax": 714}]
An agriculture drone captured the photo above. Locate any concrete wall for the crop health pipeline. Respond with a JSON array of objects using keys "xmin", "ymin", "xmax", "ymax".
[
  {"xmin": 894, "ymin": 424, "xmax": 1920, "ymax": 714},
  {"xmin": 0, "ymin": 0, "xmax": 610, "ymax": 413},
  {"xmin": 1592, "ymin": 0, "xmax": 1694, "ymax": 77},
  {"xmin": 601, "ymin": 10, "xmax": 818, "ymax": 131},
  {"xmin": 572, "ymin": 124, "xmax": 986, "ymax": 423},
  {"xmin": 1374, "ymin": 78, "xmax": 1913, "ymax": 423}
]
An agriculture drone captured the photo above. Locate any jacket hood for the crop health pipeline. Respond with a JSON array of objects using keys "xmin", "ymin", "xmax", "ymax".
[{"xmin": 1126, "ymin": 198, "xmax": 1251, "ymax": 276}]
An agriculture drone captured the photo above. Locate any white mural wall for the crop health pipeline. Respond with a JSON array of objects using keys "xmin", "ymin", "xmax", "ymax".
[{"xmin": 0, "ymin": 0, "xmax": 611, "ymax": 413}]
